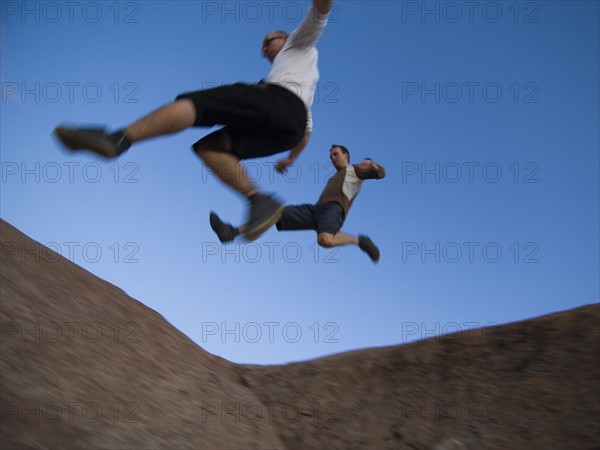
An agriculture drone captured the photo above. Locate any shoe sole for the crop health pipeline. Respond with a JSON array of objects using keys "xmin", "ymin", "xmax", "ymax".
[
  {"xmin": 244, "ymin": 204, "xmax": 284, "ymax": 242},
  {"xmin": 54, "ymin": 127, "xmax": 117, "ymax": 159}
]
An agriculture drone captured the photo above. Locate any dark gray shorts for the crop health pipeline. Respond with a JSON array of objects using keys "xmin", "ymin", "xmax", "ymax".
[
  {"xmin": 176, "ymin": 82, "xmax": 307, "ymax": 160},
  {"xmin": 276, "ymin": 202, "xmax": 345, "ymax": 235}
]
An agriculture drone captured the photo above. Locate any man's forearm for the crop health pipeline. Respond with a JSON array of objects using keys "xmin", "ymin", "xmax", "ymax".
[
  {"xmin": 313, "ymin": 0, "xmax": 333, "ymax": 15},
  {"xmin": 355, "ymin": 161, "xmax": 386, "ymax": 180},
  {"xmin": 288, "ymin": 132, "xmax": 311, "ymax": 161}
]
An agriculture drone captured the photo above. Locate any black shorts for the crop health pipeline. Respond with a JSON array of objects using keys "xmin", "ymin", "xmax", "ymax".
[
  {"xmin": 276, "ymin": 202, "xmax": 345, "ymax": 235},
  {"xmin": 175, "ymin": 83, "xmax": 307, "ymax": 160}
]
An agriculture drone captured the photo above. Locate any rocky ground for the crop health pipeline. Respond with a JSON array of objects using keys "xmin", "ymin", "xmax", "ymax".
[{"xmin": 1, "ymin": 219, "xmax": 598, "ymax": 449}]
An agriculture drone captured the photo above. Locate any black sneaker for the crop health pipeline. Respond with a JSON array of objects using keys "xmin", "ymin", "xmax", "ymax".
[
  {"xmin": 358, "ymin": 235, "xmax": 380, "ymax": 263},
  {"xmin": 209, "ymin": 212, "xmax": 239, "ymax": 243},
  {"xmin": 54, "ymin": 126, "xmax": 130, "ymax": 159},
  {"xmin": 244, "ymin": 193, "xmax": 284, "ymax": 242}
]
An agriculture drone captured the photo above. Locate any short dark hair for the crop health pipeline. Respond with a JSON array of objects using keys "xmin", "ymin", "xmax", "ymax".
[
  {"xmin": 331, "ymin": 144, "xmax": 350, "ymax": 161},
  {"xmin": 264, "ymin": 31, "xmax": 289, "ymax": 43}
]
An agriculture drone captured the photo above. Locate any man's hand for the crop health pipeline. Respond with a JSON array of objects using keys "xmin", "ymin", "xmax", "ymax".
[
  {"xmin": 314, "ymin": 0, "xmax": 334, "ymax": 15},
  {"xmin": 275, "ymin": 158, "xmax": 294, "ymax": 174},
  {"xmin": 355, "ymin": 158, "xmax": 386, "ymax": 180},
  {"xmin": 276, "ymin": 132, "xmax": 311, "ymax": 174}
]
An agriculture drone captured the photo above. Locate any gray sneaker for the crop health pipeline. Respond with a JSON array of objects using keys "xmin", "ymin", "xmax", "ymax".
[
  {"xmin": 209, "ymin": 212, "xmax": 238, "ymax": 243},
  {"xmin": 244, "ymin": 193, "xmax": 284, "ymax": 242},
  {"xmin": 358, "ymin": 235, "xmax": 380, "ymax": 263},
  {"xmin": 54, "ymin": 126, "xmax": 130, "ymax": 159}
]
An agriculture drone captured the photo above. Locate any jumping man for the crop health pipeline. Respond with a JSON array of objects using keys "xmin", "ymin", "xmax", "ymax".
[
  {"xmin": 210, "ymin": 145, "xmax": 386, "ymax": 263},
  {"xmin": 54, "ymin": 0, "xmax": 334, "ymax": 241}
]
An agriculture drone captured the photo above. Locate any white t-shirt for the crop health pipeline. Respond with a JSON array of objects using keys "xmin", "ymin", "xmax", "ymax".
[
  {"xmin": 342, "ymin": 165, "xmax": 363, "ymax": 202},
  {"xmin": 266, "ymin": 4, "xmax": 329, "ymax": 132}
]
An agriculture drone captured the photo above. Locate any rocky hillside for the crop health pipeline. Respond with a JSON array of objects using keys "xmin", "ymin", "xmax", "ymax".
[{"xmin": 1, "ymin": 219, "xmax": 598, "ymax": 449}]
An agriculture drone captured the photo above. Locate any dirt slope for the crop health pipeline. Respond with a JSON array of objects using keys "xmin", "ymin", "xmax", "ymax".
[
  {"xmin": 0, "ymin": 220, "xmax": 283, "ymax": 449},
  {"xmin": 1, "ymin": 219, "xmax": 598, "ymax": 449}
]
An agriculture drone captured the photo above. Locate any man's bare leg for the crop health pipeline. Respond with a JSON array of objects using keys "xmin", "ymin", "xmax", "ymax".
[
  {"xmin": 198, "ymin": 148, "xmax": 283, "ymax": 242},
  {"xmin": 196, "ymin": 149, "xmax": 258, "ymax": 198},
  {"xmin": 317, "ymin": 231, "xmax": 358, "ymax": 248},
  {"xmin": 54, "ymin": 99, "xmax": 197, "ymax": 157},
  {"xmin": 318, "ymin": 231, "xmax": 380, "ymax": 262},
  {"xmin": 218, "ymin": 229, "xmax": 358, "ymax": 247},
  {"xmin": 124, "ymin": 99, "xmax": 197, "ymax": 143}
]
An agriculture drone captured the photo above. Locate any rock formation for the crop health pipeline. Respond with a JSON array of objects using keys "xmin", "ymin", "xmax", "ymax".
[{"xmin": 1, "ymin": 219, "xmax": 598, "ymax": 449}]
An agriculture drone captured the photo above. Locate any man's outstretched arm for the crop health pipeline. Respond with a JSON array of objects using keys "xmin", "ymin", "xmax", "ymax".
[{"xmin": 286, "ymin": 0, "xmax": 333, "ymax": 49}]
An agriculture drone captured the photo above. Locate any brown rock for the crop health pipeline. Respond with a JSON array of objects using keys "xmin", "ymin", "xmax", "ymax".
[
  {"xmin": 1, "ymin": 219, "xmax": 599, "ymax": 449},
  {"xmin": 0, "ymin": 220, "xmax": 283, "ymax": 449}
]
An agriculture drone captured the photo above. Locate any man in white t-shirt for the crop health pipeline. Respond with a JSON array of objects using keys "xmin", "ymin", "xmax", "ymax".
[{"xmin": 54, "ymin": 0, "xmax": 333, "ymax": 241}]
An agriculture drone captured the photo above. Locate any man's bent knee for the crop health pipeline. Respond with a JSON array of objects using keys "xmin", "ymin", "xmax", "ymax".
[
  {"xmin": 317, "ymin": 233, "xmax": 335, "ymax": 248},
  {"xmin": 193, "ymin": 129, "xmax": 233, "ymax": 157}
]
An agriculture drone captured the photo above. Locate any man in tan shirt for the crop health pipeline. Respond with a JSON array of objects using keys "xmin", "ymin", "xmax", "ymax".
[{"xmin": 210, "ymin": 145, "xmax": 386, "ymax": 262}]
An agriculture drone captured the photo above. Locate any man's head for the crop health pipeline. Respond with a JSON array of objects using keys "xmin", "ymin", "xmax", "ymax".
[
  {"xmin": 262, "ymin": 31, "xmax": 289, "ymax": 62},
  {"xmin": 330, "ymin": 145, "xmax": 350, "ymax": 170}
]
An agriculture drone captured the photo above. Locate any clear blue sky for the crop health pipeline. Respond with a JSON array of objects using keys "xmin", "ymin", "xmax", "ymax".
[{"xmin": 2, "ymin": 1, "xmax": 598, "ymax": 364}]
